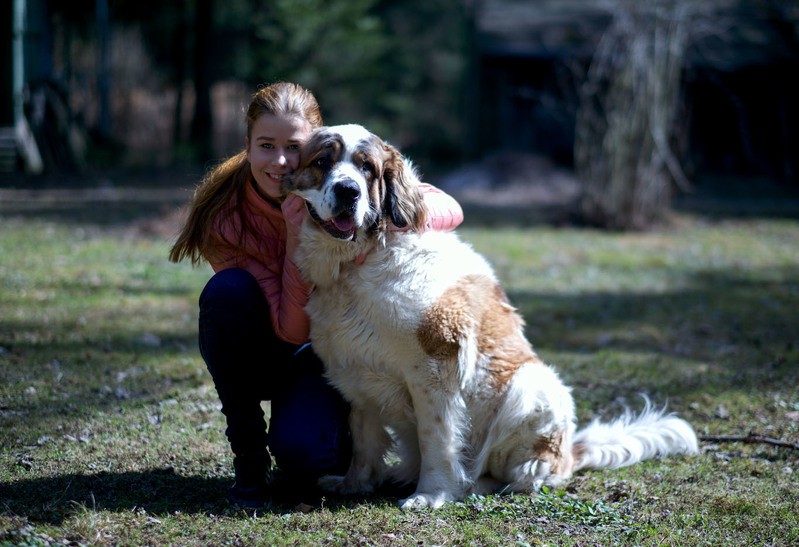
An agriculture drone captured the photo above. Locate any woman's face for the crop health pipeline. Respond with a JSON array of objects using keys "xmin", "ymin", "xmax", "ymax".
[{"xmin": 246, "ymin": 113, "xmax": 312, "ymax": 202}]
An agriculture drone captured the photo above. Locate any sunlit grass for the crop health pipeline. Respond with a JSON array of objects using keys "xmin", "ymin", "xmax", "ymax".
[{"xmin": 2, "ymin": 210, "xmax": 798, "ymax": 545}]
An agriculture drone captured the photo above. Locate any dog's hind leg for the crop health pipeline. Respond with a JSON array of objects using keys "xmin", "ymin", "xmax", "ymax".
[{"xmin": 482, "ymin": 362, "xmax": 577, "ymax": 493}]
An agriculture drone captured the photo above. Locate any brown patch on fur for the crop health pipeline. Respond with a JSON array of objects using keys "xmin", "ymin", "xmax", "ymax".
[
  {"xmin": 417, "ymin": 288, "xmax": 472, "ymax": 361},
  {"xmin": 479, "ymin": 283, "xmax": 541, "ymax": 390},
  {"xmin": 416, "ymin": 275, "xmax": 538, "ymax": 390},
  {"xmin": 283, "ymin": 129, "xmax": 344, "ymax": 194},
  {"xmin": 533, "ymin": 430, "xmax": 573, "ymax": 475}
]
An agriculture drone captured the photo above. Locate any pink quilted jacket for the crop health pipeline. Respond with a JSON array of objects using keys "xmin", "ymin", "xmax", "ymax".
[{"xmin": 209, "ymin": 180, "xmax": 464, "ymax": 344}]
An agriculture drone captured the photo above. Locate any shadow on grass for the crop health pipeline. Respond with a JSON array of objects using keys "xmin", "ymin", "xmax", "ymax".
[
  {"xmin": 0, "ymin": 326, "xmax": 205, "ymax": 437},
  {"xmin": 1, "ymin": 470, "xmax": 404, "ymax": 524},
  {"xmin": 0, "ymin": 201, "xmax": 183, "ymax": 227},
  {"xmin": 3, "ymin": 265, "xmax": 796, "ymax": 434},
  {"xmin": 0, "ymin": 183, "xmax": 193, "ymax": 229},
  {"xmin": 508, "ymin": 265, "xmax": 799, "ymax": 403},
  {"xmin": 1, "ymin": 470, "xmax": 231, "ymax": 524}
]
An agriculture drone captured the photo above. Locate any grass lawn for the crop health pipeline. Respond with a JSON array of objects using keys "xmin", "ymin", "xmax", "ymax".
[{"xmin": 1, "ymin": 184, "xmax": 798, "ymax": 545}]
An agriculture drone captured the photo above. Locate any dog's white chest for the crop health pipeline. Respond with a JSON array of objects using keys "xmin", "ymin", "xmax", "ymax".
[
  {"xmin": 306, "ymin": 252, "xmax": 423, "ymax": 376},
  {"xmin": 304, "ymin": 232, "xmax": 488, "ymax": 407}
]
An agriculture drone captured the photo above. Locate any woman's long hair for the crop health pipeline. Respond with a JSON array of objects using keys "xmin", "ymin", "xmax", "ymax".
[{"xmin": 169, "ymin": 82, "xmax": 323, "ymax": 265}]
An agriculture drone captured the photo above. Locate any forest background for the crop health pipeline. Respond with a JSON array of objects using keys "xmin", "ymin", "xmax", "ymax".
[{"xmin": 6, "ymin": 0, "xmax": 799, "ymax": 228}]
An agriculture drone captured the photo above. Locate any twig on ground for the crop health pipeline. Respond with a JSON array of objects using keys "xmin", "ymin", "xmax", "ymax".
[{"xmin": 700, "ymin": 434, "xmax": 799, "ymax": 451}]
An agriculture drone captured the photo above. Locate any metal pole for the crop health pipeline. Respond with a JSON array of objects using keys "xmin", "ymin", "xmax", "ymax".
[{"xmin": 13, "ymin": 0, "xmax": 43, "ymax": 174}]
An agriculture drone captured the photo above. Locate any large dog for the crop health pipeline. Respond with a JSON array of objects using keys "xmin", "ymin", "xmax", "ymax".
[{"xmin": 283, "ymin": 124, "xmax": 698, "ymax": 510}]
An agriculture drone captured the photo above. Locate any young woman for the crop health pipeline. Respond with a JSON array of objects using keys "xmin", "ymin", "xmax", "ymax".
[{"xmin": 169, "ymin": 82, "xmax": 463, "ymax": 508}]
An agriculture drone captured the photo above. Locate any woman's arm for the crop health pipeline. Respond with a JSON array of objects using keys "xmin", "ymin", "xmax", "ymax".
[{"xmin": 208, "ymin": 227, "xmax": 312, "ymax": 345}]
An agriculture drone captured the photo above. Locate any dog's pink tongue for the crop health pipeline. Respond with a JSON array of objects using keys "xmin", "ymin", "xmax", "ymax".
[{"xmin": 332, "ymin": 215, "xmax": 355, "ymax": 232}]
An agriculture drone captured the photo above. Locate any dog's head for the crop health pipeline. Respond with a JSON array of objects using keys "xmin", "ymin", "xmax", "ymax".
[{"xmin": 283, "ymin": 124, "xmax": 427, "ymax": 243}]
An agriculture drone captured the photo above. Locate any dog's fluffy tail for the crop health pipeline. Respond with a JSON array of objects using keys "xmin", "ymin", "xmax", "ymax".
[{"xmin": 572, "ymin": 398, "xmax": 698, "ymax": 472}]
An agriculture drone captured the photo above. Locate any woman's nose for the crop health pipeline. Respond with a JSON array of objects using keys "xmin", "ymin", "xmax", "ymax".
[{"xmin": 272, "ymin": 151, "xmax": 287, "ymax": 166}]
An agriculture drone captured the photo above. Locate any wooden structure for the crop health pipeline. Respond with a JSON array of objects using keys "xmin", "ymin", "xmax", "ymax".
[{"xmin": 469, "ymin": 0, "xmax": 799, "ymax": 183}]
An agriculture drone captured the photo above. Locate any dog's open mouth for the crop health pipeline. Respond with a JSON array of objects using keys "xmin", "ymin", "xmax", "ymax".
[{"xmin": 306, "ymin": 202, "xmax": 357, "ymax": 241}]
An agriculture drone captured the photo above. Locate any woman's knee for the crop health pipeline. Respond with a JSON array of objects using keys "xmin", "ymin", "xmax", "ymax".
[
  {"xmin": 198, "ymin": 268, "xmax": 270, "ymax": 381},
  {"xmin": 200, "ymin": 268, "xmax": 261, "ymax": 314}
]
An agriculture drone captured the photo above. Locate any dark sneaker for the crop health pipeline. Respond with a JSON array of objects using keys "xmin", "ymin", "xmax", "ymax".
[
  {"xmin": 227, "ymin": 481, "xmax": 269, "ymax": 508},
  {"xmin": 228, "ymin": 453, "xmax": 271, "ymax": 508}
]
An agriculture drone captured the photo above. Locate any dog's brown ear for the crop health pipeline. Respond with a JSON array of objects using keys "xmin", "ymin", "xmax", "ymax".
[{"xmin": 382, "ymin": 143, "xmax": 427, "ymax": 232}]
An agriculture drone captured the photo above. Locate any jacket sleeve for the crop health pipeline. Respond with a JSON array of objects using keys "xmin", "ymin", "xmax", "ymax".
[
  {"xmin": 418, "ymin": 183, "xmax": 464, "ymax": 232},
  {"xmin": 272, "ymin": 255, "xmax": 313, "ymax": 345},
  {"xmin": 209, "ymin": 237, "xmax": 312, "ymax": 346}
]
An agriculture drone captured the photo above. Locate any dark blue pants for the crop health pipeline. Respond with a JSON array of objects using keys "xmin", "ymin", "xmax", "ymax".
[{"xmin": 198, "ymin": 268, "xmax": 351, "ymax": 478}]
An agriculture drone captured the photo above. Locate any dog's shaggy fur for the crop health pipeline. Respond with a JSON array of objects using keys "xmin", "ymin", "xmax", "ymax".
[{"xmin": 283, "ymin": 124, "xmax": 698, "ymax": 509}]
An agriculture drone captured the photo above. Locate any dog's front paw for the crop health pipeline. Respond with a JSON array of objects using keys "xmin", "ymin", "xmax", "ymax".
[{"xmin": 399, "ymin": 491, "xmax": 453, "ymax": 510}]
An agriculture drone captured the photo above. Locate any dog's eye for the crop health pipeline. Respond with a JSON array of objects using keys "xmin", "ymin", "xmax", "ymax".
[
  {"xmin": 361, "ymin": 161, "xmax": 375, "ymax": 177},
  {"xmin": 315, "ymin": 157, "xmax": 331, "ymax": 170}
]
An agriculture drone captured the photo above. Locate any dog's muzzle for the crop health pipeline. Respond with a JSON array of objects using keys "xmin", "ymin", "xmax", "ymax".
[{"xmin": 306, "ymin": 201, "xmax": 358, "ymax": 241}]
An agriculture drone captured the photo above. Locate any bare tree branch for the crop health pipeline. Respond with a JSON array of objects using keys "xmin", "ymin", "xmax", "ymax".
[{"xmin": 700, "ymin": 434, "xmax": 799, "ymax": 451}]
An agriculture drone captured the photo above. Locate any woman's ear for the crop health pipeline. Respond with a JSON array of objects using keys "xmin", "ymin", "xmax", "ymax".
[{"xmin": 382, "ymin": 143, "xmax": 427, "ymax": 232}]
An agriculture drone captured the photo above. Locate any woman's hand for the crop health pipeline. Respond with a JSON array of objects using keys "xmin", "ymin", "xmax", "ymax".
[{"xmin": 282, "ymin": 193, "xmax": 307, "ymax": 257}]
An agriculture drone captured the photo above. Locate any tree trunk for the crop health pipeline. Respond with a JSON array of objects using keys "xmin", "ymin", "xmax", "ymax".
[
  {"xmin": 190, "ymin": 0, "xmax": 213, "ymax": 160},
  {"xmin": 575, "ymin": 1, "xmax": 691, "ymax": 230},
  {"xmin": 172, "ymin": 0, "xmax": 188, "ymax": 160},
  {"xmin": 95, "ymin": 0, "xmax": 112, "ymax": 142}
]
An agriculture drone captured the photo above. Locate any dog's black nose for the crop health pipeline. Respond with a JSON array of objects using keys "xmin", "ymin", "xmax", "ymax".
[{"xmin": 333, "ymin": 180, "xmax": 361, "ymax": 205}]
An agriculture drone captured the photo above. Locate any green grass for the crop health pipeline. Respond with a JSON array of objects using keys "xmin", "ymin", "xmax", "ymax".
[{"xmin": 2, "ymin": 192, "xmax": 798, "ymax": 545}]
